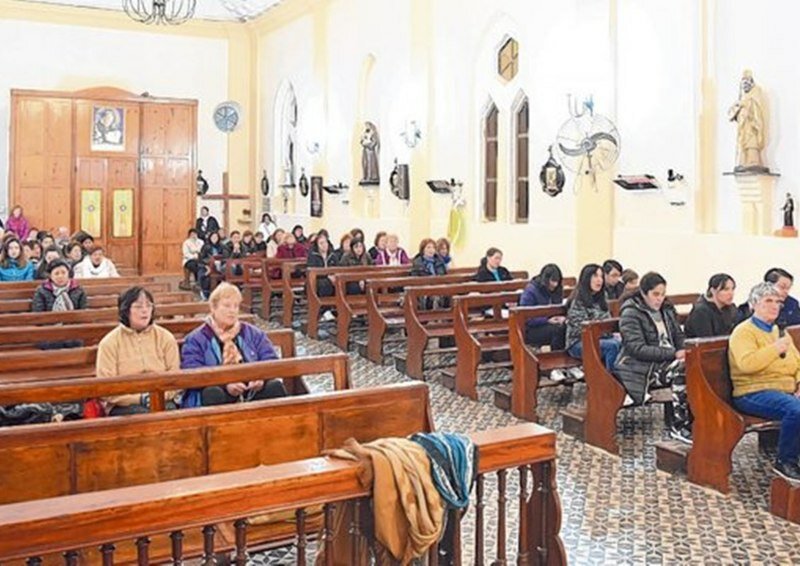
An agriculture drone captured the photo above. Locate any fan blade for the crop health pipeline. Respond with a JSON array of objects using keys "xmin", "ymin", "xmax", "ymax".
[
  {"xmin": 589, "ymin": 131, "xmax": 618, "ymax": 147},
  {"xmin": 558, "ymin": 142, "xmax": 587, "ymax": 157}
]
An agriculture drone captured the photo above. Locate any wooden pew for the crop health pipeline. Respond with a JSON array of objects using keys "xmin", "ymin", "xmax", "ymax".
[
  {"xmin": 608, "ymin": 292, "xmax": 699, "ymax": 318},
  {"xmin": 493, "ymin": 305, "xmax": 581, "ymax": 421},
  {"xmin": 401, "ymin": 278, "xmax": 528, "ymax": 380},
  {"xmin": 0, "ymin": 280, "xmax": 171, "ymax": 302},
  {"xmin": 0, "ymin": 418, "xmax": 564, "ymax": 566},
  {"xmin": 0, "ymin": 382, "xmax": 434, "ymax": 563},
  {"xmin": 0, "ymin": 290, "xmax": 194, "ymax": 314},
  {"xmin": 239, "ymin": 257, "xmax": 296, "ymax": 318},
  {"xmin": 0, "ymin": 316, "xmax": 255, "ymax": 352},
  {"xmin": 0, "ymin": 352, "xmax": 346, "ymax": 413},
  {"xmin": 363, "ymin": 271, "xmax": 481, "ymax": 363},
  {"xmin": 0, "ymin": 275, "xmax": 155, "ymax": 291},
  {"xmin": 0, "ymin": 301, "xmax": 207, "ymax": 327},
  {"xmin": 0, "ymin": 328, "xmax": 294, "ymax": 385},
  {"xmin": 279, "ymin": 259, "xmax": 308, "ymax": 327}
]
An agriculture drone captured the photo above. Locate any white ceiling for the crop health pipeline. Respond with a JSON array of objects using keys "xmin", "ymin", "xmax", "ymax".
[{"xmin": 15, "ymin": 0, "xmax": 282, "ymax": 22}]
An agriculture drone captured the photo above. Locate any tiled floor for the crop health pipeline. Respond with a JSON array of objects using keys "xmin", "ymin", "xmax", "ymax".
[{"xmin": 255, "ymin": 320, "xmax": 800, "ymax": 565}]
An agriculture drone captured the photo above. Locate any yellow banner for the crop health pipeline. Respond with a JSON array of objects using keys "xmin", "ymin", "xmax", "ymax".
[
  {"xmin": 113, "ymin": 189, "xmax": 134, "ymax": 238},
  {"xmin": 80, "ymin": 189, "xmax": 102, "ymax": 237}
]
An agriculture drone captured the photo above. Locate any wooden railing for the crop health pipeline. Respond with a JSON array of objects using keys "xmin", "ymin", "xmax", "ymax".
[{"xmin": 0, "ymin": 423, "xmax": 565, "ymax": 565}]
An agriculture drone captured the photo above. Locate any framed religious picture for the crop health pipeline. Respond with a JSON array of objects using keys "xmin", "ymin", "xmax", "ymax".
[
  {"xmin": 92, "ymin": 106, "xmax": 125, "ymax": 152},
  {"xmin": 310, "ymin": 175, "xmax": 323, "ymax": 217}
]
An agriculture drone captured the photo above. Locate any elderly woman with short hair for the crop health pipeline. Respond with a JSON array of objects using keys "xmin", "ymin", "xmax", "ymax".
[
  {"xmin": 729, "ymin": 281, "xmax": 800, "ymax": 482},
  {"xmin": 180, "ymin": 282, "xmax": 287, "ymax": 407}
]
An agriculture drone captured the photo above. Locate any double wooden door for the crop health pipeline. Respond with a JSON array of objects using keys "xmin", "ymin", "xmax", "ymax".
[{"xmin": 10, "ymin": 87, "xmax": 196, "ymax": 275}]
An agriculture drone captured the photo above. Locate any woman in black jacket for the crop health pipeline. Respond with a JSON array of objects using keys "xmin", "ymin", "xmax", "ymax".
[
  {"xmin": 32, "ymin": 259, "xmax": 88, "ymax": 312},
  {"xmin": 475, "ymin": 247, "xmax": 512, "ymax": 282},
  {"xmin": 684, "ymin": 273, "xmax": 737, "ymax": 338},
  {"xmin": 198, "ymin": 231, "xmax": 225, "ymax": 299},
  {"xmin": 307, "ymin": 230, "xmax": 338, "ymax": 297},
  {"xmin": 614, "ymin": 272, "xmax": 691, "ymax": 442},
  {"xmin": 339, "ymin": 238, "xmax": 372, "ymax": 294}
]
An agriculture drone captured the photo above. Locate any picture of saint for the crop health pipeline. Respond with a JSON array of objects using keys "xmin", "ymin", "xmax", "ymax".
[
  {"xmin": 92, "ymin": 106, "xmax": 125, "ymax": 152},
  {"xmin": 310, "ymin": 176, "xmax": 323, "ymax": 217}
]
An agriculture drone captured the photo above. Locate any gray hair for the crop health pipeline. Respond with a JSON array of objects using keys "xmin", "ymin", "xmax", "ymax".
[{"xmin": 748, "ymin": 282, "xmax": 781, "ymax": 308}]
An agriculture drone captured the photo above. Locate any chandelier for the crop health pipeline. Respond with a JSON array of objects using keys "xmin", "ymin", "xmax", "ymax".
[{"xmin": 122, "ymin": 0, "xmax": 197, "ymax": 25}]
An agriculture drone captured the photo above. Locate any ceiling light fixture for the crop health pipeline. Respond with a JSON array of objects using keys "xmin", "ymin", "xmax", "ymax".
[
  {"xmin": 219, "ymin": 0, "xmax": 278, "ymax": 22},
  {"xmin": 122, "ymin": 0, "xmax": 197, "ymax": 25}
]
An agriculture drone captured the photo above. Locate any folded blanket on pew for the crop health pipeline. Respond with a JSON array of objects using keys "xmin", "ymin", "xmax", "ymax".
[{"xmin": 410, "ymin": 432, "xmax": 477, "ymax": 509}]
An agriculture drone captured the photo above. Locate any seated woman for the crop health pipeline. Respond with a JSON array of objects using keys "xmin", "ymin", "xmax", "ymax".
[
  {"xmin": 0, "ymin": 237, "xmax": 34, "ymax": 281},
  {"xmin": 368, "ymin": 231, "xmax": 387, "ymax": 261},
  {"xmin": 475, "ymin": 247, "xmax": 512, "ymax": 282},
  {"xmin": 729, "ymin": 282, "xmax": 800, "ymax": 482},
  {"xmin": 375, "ymin": 233, "xmax": 410, "ymax": 266},
  {"xmin": 437, "ymin": 237, "xmax": 453, "ymax": 270},
  {"xmin": 35, "ymin": 245, "xmax": 64, "ymax": 280},
  {"xmin": 181, "ymin": 282, "xmax": 287, "ymax": 407},
  {"xmin": 23, "ymin": 240, "xmax": 42, "ymax": 269},
  {"xmin": 181, "ymin": 228, "xmax": 203, "ymax": 290},
  {"xmin": 291, "ymin": 224, "xmax": 308, "ymax": 246},
  {"xmin": 241, "ymin": 230, "xmax": 257, "ymax": 255},
  {"xmin": 565, "ymin": 263, "xmax": 620, "ymax": 372},
  {"xmin": 307, "ymin": 230, "xmax": 338, "ymax": 294},
  {"xmin": 685, "ymin": 273, "xmax": 737, "ymax": 338},
  {"xmin": 253, "ymin": 231, "xmax": 268, "ymax": 253},
  {"xmin": 198, "ymin": 231, "xmax": 225, "ymax": 299},
  {"xmin": 32, "ymin": 259, "xmax": 87, "ymax": 311},
  {"xmin": 339, "ymin": 238, "xmax": 373, "ymax": 294},
  {"xmin": 614, "ymin": 272, "xmax": 690, "ymax": 441},
  {"xmin": 96, "ymin": 287, "xmax": 181, "ymax": 416},
  {"xmin": 520, "ymin": 263, "xmax": 567, "ymax": 351},
  {"xmin": 621, "ymin": 269, "xmax": 639, "ymax": 294},
  {"xmin": 276, "ymin": 232, "xmax": 308, "ymax": 261},
  {"xmin": 73, "ymin": 247, "xmax": 119, "ymax": 278},
  {"xmin": 411, "ymin": 238, "xmax": 447, "ymax": 277},
  {"xmin": 65, "ymin": 242, "xmax": 84, "ymax": 268},
  {"xmin": 332, "ymin": 232, "xmax": 352, "ymax": 264},
  {"xmin": 266, "ymin": 228, "xmax": 286, "ymax": 258}
]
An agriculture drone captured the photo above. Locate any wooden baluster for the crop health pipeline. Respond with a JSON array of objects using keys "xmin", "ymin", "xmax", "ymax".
[
  {"xmin": 170, "ymin": 531, "xmax": 184, "ymax": 566},
  {"xmin": 324, "ymin": 503, "xmax": 335, "ymax": 566},
  {"xmin": 100, "ymin": 543, "xmax": 115, "ymax": 566},
  {"xmin": 202, "ymin": 525, "xmax": 218, "ymax": 566},
  {"xmin": 295, "ymin": 508, "xmax": 307, "ymax": 566},
  {"xmin": 475, "ymin": 474, "xmax": 485, "ymax": 566},
  {"xmin": 234, "ymin": 519, "xmax": 248, "ymax": 566},
  {"xmin": 26, "ymin": 558, "xmax": 42, "ymax": 566},
  {"xmin": 135, "ymin": 537, "xmax": 150, "ymax": 566},
  {"xmin": 517, "ymin": 466, "xmax": 530, "ymax": 566},
  {"xmin": 537, "ymin": 462, "xmax": 551, "ymax": 565},
  {"xmin": 428, "ymin": 542, "xmax": 440, "ymax": 566},
  {"xmin": 495, "ymin": 469, "xmax": 507, "ymax": 566},
  {"xmin": 450, "ymin": 508, "xmax": 462, "ymax": 566},
  {"xmin": 350, "ymin": 499, "xmax": 362, "ymax": 565},
  {"xmin": 63, "ymin": 550, "xmax": 79, "ymax": 566}
]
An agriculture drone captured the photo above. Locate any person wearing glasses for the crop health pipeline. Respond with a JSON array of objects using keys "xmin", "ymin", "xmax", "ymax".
[
  {"xmin": 179, "ymin": 282, "xmax": 288, "ymax": 407},
  {"xmin": 95, "ymin": 287, "xmax": 181, "ymax": 416}
]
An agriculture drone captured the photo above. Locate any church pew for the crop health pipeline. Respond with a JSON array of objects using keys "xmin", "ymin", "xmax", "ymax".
[
  {"xmin": 363, "ymin": 271, "xmax": 482, "ymax": 363},
  {"xmin": 0, "ymin": 352, "xmax": 346, "ymax": 413},
  {"xmin": 0, "ymin": 382, "xmax": 434, "ymax": 563},
  {"xmin": 679, "ymin": 335, "xmax": 781, "ymax": 494},
  {"xmin": 0, "ymin": 420, "xmax": 564, "ymax": 566},
  {"xmin": 608, "ymin": 292, "xmax": 699, "ymax": 318},
  {"xmin": 279, "ymin": 259, "xmax": 309, "ymax": 327},
  {"xmin": 0, "ymin": 316, "xmax": 255, "ymax": 352},
  {"xmin": 401, "ymin": 278, "xmax": 528, "ymax": 380},
  {"xmin": 238, "ymin": 257, "xmax": 296, "ymax": 318},
  {"xmin": 495, "ymin": 305, "xmax": 580, "ymax": 422},
  {"xmin": 0, "ymin": 275, "xmax": 156, "ymax": 291},
  {"xmin": 0, "ymin": 301, "xmax": 208, "ymax": 327},
  {"xmin": 0, "ymin": 328, "xmax": 294, "ymax": 385},
  {"xmin": 0, "ymin": 280, "xmax": 171, "ymax": 302},
  {"xmin": 0, "ymin": 290, "xmax": 194, "ymax": 314},
  {"xmin": 330, "ymin": 266, "xmax": 419, "ymax": 350}
]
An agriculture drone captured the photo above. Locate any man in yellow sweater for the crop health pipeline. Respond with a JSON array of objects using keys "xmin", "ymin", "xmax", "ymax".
[{"xmin": 729, "ymin": 282, "xmax": 800, "ymax": 483}]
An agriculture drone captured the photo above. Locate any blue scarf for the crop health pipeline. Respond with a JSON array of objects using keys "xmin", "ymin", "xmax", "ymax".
[{"xmin": 410, "ymin": 432, "xmax": 477, "ymax": 509}]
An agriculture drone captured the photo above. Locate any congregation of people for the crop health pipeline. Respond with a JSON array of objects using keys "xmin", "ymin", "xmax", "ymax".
[{"xmin": 1, "ymin": 203, "xmax": 799, "ymax": 484}]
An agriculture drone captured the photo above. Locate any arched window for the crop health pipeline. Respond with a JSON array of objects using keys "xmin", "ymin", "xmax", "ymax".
[
  {"xmin": 515, "ymin": 99, "xmax": 529, "ymax": 222},
  {"xmin": 483, "ymin": 103, "xmax": 499, "ymax": 222}
]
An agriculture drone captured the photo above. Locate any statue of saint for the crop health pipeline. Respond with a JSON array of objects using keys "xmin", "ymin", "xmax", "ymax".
[
  {"xmin": 728, "ymin": 70, "xmax": 768, "ymax": 173},
  {"xmin": 782, "ymin": 193, "xmax": 795, "ymax": 228},
  {"xmin": 360, "ymin": 121, "xmax": 380, "ymax": 185}
]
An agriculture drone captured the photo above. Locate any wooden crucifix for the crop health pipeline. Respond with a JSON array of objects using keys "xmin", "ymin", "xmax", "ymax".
[{"xmin": 203, "ymin": 172, "xmax": 249, "ymax": 231}]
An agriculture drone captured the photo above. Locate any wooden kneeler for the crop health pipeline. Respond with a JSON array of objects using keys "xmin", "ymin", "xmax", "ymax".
[{"xmin": 771, "ymin": 478, "xmax": 800, "ymax": 524}]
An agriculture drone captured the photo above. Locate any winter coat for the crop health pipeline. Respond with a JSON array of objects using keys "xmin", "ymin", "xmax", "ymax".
[
  {"xmin": 614, "ymin": 293, "xmax": 685, "ymax": 404},
  {"xmin": 339, "ymin": 252, "xmax": 373, "ymax": 294},
  {"xmin": 684, "ymin": 296, "xmax": 737, "ymax": 338},
  {"xmin": 411, "ymin": 253, "xmax": 447, "ymax": 277},
  {"xmin": 375, "ymin": 248, "xmax": 410, "ymax": 266},
  {"xmin": 195, "ymin": 215, "xmax": 220, "ymax": 240},
  {"xmin": 604, "ymin": 282, "xmax": 625, "ymax": 301},
  {"xmin": 736, "ymin": 294, "xmax": 800, "ymax": 328},
  {"xmin": 32, "ymin": 280, "xmax": 88, "ymax": 312},
  {"xmin": 565, "ymin": 296, "xmax": 611, "ymax": 349},
  {"xmin": 276, "ymin": 243, "xmax": 307, "ymax": 260},
  {"xmin": 5, "ymin": 215, "xmax": 29, "ymax": 241},
  {"xmin": 223, "ymin": 242, "xmax": 248, "ymax": 260},
  {"xmin": 307, "ymin": 249, "xmax": 338, "ymax": 296},
  {"xmin": 73, "ymin": 257, "xmax": 119, "ymax": 278},
  {"xmin": 520, "ymin": 277, "xmax": 563, "ymax": 328},
  {"xmin": 179, "ymin": 321, "xmax": 280, "ymax": 407},
  {"xmin": 0, "ymin": 258, "xmax": 35, "ymax": 282},
  {"xmin": 475, "ymin": 260, "xmax": 512, "ymax": 283}
]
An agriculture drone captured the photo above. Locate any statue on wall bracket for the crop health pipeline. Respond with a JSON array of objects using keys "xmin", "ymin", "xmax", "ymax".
[
  {"xmin": 359, "ymin": 121, "xmax": 380, "ymax": 186},
  {"xmin": 728, "ymin": 69, "xmax": 770, "ymax": 174}
]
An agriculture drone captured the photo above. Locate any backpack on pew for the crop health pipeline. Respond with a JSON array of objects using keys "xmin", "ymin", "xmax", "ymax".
[{"xmin": 0, "ymin": 402, "xmax": 83, "ymax": 426}]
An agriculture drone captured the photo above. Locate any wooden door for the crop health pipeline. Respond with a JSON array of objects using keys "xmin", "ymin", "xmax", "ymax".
[
  {"xmin": 140, "ymin": 103, "xmax": 196, "ymax": 275},
  {"xmin": 10, "ymin": 95, "xmax": 72, "ymax": 232},
  {"xmin": 74, "ymin": 100, "xmax": 140, "ymax": 270}
]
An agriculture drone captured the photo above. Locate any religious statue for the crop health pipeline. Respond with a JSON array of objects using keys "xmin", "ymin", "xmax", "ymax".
[
  {"xmin": 728, "ymin": 69, "xmax": 769, "ymax": 173},
  {"xmin": 782, "ymin": 193, "xmax": 795, "ymax": 228},
  {"xmin": 360, "ymin": 121, "xmax": 380, "ymax": 185}
]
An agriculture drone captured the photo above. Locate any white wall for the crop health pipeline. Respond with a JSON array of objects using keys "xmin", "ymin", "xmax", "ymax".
[{"xmin": 0, "ymin": 18, "xmax": 228, "ymax": 215}]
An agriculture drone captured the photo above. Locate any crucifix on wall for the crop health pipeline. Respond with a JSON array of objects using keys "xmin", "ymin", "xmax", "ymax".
[{"xmin": 203, "ymin": 172, "xmax": 249, "ymax": 231}]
